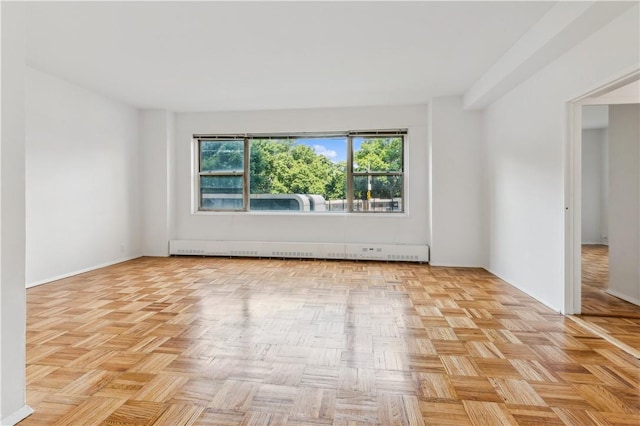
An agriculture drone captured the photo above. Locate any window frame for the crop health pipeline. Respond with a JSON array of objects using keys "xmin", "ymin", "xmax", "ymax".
[{"xmin": 194, "ymin": 130, "xmax": 406, "ymax": 214}]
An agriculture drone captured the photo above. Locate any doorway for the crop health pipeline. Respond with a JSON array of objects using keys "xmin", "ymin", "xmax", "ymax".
[{"xmin": 566, "ymin": 72, "xmax": 640, "ymax": 356}]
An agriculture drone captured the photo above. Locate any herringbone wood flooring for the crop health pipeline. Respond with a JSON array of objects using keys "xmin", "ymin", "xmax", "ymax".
[
  {"xmin": 20, "ymin": 257, "xmax": 640, "ymax": 425},
  {"xmin": 581, "ymin": 245, "xmax": 640, "ymax": 353}
]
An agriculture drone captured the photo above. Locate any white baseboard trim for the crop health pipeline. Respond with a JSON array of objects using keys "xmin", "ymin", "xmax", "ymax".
[
  {"xmin": 1, "ymin": 405, "xmax": 34, "ymax": 425},
  {"xmin": 605, "ymin": 289, "xmax": 640, "ymax": 306},
  {"xmin": 26, "ymin": 255, "xmax": 142, "ymax": 288},
  {"xmin": 429, "ymin": 261, "xmax": 486, "ymax": 268}
]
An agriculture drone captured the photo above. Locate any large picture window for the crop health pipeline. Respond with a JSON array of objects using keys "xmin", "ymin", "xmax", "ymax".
[{"xmin": 195, "ymin": 130, "xmax": 405, "ymax": 213}]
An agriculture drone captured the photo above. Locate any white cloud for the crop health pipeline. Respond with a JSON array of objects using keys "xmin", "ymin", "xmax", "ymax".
[{"xmin": 313, "ymin": 144, "xmax": 337, "ymax": 160}]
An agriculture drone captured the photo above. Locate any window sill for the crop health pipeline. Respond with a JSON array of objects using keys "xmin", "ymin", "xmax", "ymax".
[{"xmin": 192, "ymin": 210, "xmax": 408, "ymax": 218}]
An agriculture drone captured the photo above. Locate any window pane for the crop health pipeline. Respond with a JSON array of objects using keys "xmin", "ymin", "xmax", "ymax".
[
  {"xmin": 200, "ymin": 176, "xmax": 243, "ymax": 210},
  {"xmin": 200, "ymin": 140, "xmax": 244, "ymax": 172},
  {"xmin": 249, "ymin": 138, "xmax": 347, "ymax": 212},
  {"xmin": 353, "ymin": 137, "xmax": 402, "ymax": 172},
  {"xmin": 352, "ymin": 175, "xmax": 403, "ymax": 212}
]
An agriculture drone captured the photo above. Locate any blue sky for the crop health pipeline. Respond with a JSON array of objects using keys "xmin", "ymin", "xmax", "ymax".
[{"xmin": 297, "ymin": 138, "xmax": 347, "ymax": 163}]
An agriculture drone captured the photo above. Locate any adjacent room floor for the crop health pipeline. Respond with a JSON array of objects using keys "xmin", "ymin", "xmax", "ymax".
[
  {"xmin": 580, "ymin": 245, "xmax": 640, "ymax": 354},
  {"xmin": 21, "ymin": 257, "xmax": 640, "ymax": 425}
]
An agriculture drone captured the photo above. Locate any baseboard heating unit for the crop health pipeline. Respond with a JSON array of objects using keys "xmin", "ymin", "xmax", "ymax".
[{"xmin": 169, "ymin": 240, "xmax": 429, "ymax": 263}]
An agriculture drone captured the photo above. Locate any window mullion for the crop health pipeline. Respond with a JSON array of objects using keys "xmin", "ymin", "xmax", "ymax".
[
  {"xmin": 352, "ymin": 172, "xmax": 403, "ymax": 177},
  {"xmin": 347, "ymin": 136, "xmax": 353, "ymax": 213},
  {"xmin": 243, "ymin": 137, "xmax": 250, "ymax": 211},
  {"xmin": 199, "ymin": 172, "xmax": 244, "ymax": 177}
]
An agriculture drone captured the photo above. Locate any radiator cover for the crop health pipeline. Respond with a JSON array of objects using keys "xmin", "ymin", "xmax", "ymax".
[{"xmin": 169, "ymin": 240, "xmax": 429, "ymax": 262}]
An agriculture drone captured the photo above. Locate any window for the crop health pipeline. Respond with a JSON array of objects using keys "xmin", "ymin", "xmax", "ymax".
[
  {"xmin": 198, "ymin": 139, "xmax": 247, "ymax": 210},
  {"xmin": 195, "ymin": 130, "xmax": 405, "ymax": 213},
  {"xmin": 249, "ymin": 137, "xmax": 347, "ymax": 211},
  {"xmin": 351, "ymin": 135, "xmax": 404, "ymax": 212}
]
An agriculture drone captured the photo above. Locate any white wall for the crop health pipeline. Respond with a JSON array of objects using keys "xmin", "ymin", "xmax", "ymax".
[
  {"xmin": 1, "ymin": 2, "xmax": 34, "ymax": 424},
  {"xmin": 430, "ymin": 96, "xmax": 485, "ymax": 266},
  {"xmin": 1, "ymin": 2, "xmax": 31, "ymax": 423},
  {"xmin": 25, "ymin": 67, "xmax": 141, "ymax": 286},
  {"xmin": 601, "ymin": 129, "xmax": 610, "ymax": 244},
  {"xmin": 483, "ymin": 5, "xmax": 639, "ymax": 312},
  {"xmin": 581, "ymin": 127, "xmax": 608, "ymax": 244},
  {"xmin": 608, "ymin": 104, "xmax": 640, "ymax": 305},
  {"xmin": 140, "ymin": 110, "xmax": 175, "ymax": 256},
  {"xmin": 172, "ymin": 106, "xmax": 429, "ymax": 247}
]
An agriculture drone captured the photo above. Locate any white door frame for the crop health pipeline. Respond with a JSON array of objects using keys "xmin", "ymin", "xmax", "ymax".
[{"xmin": 564, "ymin": 69, "xmax": 640, "ymax": 315}]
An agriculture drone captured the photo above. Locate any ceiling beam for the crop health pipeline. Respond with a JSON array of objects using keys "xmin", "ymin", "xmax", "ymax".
[{"xmin": 463, "ymin": 1, "xmax": 636, "ymax": 110}]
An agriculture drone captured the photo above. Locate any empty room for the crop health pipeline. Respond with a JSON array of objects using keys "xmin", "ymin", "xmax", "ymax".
[{"xmin": 1, "ymin": 1, "xmax": 639, "ymax": 425}]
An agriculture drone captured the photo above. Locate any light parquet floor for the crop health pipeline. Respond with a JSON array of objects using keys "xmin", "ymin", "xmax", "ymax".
[
  {"xmin": 580, "ymin": 245, "xmax": 640, "ymax": 352},
  {"xmin": 21, "ymin": 257, "xmax": 640, "ymax": 425},
  {"xmin": 581, "ymin": 245, "xmax": 640, "ymax": 318}
]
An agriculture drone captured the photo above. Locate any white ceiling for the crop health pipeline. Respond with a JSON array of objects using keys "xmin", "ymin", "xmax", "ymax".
[{"xmin": 26, "ymin": 1, "xmax": 555, "ymax": 112}]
